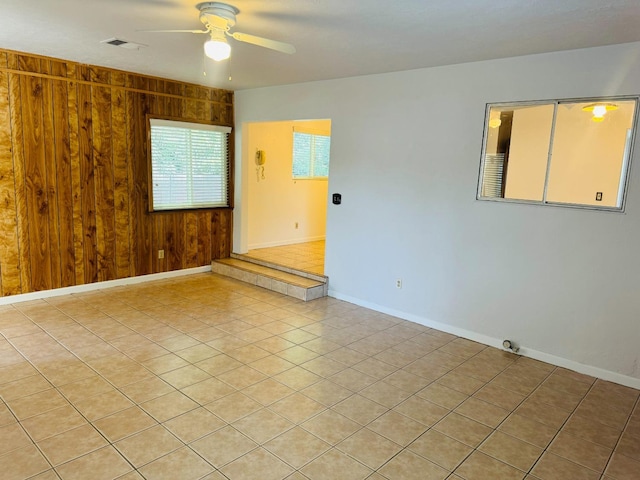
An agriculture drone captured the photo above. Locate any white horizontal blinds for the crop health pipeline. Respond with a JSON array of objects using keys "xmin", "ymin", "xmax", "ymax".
[
  {"xmin": 312, "ymin": 135, "xmax": 330, "ymax": 176},
  {"xmin": 293, "ymin": 132, "xmax": 312, "ymax": 177},
  {"xmin": 292, "ymin": 126, "xmax": 330, "ymax": 178},
  {"xmin": 482, "ymin": 153, "xmax": 505, "ymax": 198},
  {"xmin": 150, "ymin": 119, "xmax": 232, "ymax": 211}
]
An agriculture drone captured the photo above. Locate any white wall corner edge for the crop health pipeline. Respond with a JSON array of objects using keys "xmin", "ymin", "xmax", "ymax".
[
  {"xmin": 0, "ymin": 266, "xmax": 213, "ymax": 306},
  {"xmin": 328, "ymin": 289, "xmax": 640, "ymax": 391}
]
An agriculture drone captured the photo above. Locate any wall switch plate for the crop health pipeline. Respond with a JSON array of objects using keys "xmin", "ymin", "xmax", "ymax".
[{"xmin": 158, "ymin": 250, "xmax": 164, "ymax": 259}]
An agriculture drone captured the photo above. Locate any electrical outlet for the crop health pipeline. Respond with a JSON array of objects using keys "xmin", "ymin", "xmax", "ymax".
[
  {"xmin": 158, "ymin": 249, "xmax": 164, "ymax": 259},
  {"xmin": 396, "ymin": 279, "xmax": 402, "ymax": 289},
  {"xmin": 595, "ymin": 192, "xmax": 603, "ymax": 201},
  {"xmin": 295, "ymin": 222, "xmax": 299, "ymax": 229}
]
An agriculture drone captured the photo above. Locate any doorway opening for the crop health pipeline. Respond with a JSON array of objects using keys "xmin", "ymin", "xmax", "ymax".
[{"xmin": 243, "ymin": 119, "xmax": 331, "ymax": 275}]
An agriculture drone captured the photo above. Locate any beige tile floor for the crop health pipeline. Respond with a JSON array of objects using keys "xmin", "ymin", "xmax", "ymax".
[
  {"xmin": 0, "ymin": 272, "xmax": 639, "ymax": 480},
  {"xmin": 246, "ymin": 241, "xmax": 325, "ymax": 275}
]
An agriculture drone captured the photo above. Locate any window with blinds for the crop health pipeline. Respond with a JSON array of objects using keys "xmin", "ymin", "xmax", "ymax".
[
  {"xmin": 149, "ymin": 118, "xmax": 232, "ymax": 211},
  {"xmin": 292, "ymin": 129, "xmax": 331, "ymax": 179}
]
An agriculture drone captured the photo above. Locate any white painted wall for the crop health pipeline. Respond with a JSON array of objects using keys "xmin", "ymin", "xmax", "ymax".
[
  {"xmin": 234, "ymin": 42, "xmax": 640, "ymax": 387},
  {"xmin": 246, "ymin": 120, "xmax": 329, "ymax": 250}
]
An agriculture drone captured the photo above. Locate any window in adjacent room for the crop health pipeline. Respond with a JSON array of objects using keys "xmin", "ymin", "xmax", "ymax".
[
  {"xmin": 477, "ymin": 97, "xmax": 638, "ymax": 211},
  {"xmin": 292, "ymin": 127, "xmax": 331, "ymax": 179},
  {"xmin": 149, "ymin": 118, "xmax": 232, "ymax": 211}
]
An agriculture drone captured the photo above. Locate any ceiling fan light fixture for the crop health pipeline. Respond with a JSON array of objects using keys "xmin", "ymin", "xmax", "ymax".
[
  {"xmin": 148, "ymin": 2, "xmax": 295, "ymax": 64},
  {"xmin": 204, "ymin": 36, "xmax": 231, "ymax": 61},
  {"xmin": 582, "ymin": 102, "xmax": 618, "ymax": 122}
]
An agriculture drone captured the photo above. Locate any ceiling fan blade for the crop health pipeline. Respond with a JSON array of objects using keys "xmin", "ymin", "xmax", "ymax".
[
  {"xmin": 140, "ymin": 29, "xmax": 208, "ymax": 34},
  {"xmin": 230, "ymin": 31, "xmax": 296, "ymax": 54},
  {"xmin": 112, "ymin": 0, "xmax": 181, "ymax": 6}
]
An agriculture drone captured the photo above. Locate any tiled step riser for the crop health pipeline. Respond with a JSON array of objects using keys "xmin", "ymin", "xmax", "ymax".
[
  {"xmin": 230, "ymin": 253, "xmax": 326, "ymax": 283},
  {"xmin": 211, "ymin": 262, "xmax": 327, "ymax": 301}
]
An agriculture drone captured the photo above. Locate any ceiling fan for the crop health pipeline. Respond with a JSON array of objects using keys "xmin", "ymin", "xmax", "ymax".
[{"xmin": 146, "ymin": 2, "xmax": 296, "ymax": 61}]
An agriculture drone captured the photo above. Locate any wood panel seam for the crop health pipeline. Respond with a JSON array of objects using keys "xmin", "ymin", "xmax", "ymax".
[
  {"xmin": 0, "ymin": 49, "xmax": 234, "ymax": 297},
  {"xmin": 0, "ymin": 67, "xmax": 233, "ymax": 109}
]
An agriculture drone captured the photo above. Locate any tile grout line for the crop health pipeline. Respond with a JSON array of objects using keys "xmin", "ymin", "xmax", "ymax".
[
  {"xmin": 405, "ymin": 350, "xmax": 550, "ymax": 479},
  {"xmin": 1, "ymin": 272, "xmax": 638, "ymax": 480},
  {"xmin": 598, "ymin": 393, "xmax": 640, "ymax": 480},
  {"xmin": 2, "ymin": 311, "xmax": 145, "ymax": 477},
  {"xmin": 523, "ymin": 377, "xmax": 607, "ymax": 479}
]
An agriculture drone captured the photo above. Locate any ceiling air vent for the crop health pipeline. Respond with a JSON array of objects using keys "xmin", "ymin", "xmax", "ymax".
[{"xmin": 100, "ymin": 38, "xmax": 146, "ymax": 50}]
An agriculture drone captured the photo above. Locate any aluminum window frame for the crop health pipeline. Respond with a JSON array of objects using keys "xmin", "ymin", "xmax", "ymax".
[{"xmin": 476, "ymin": 96, "xmax": 639, "ymax": 213}]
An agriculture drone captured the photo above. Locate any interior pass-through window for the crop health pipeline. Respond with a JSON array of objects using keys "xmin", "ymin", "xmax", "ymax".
[{"xmin": 477, "ymin": 97, "xmax": 638, "ymax": 211}]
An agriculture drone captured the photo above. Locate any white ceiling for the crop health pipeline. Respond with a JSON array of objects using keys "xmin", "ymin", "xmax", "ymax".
[{"xmin": 1, "ymin": 0, "xmax": 640, "ymax": 91}]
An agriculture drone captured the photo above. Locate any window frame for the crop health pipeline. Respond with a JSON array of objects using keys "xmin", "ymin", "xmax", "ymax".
[
  {"xmin": 292, "ymin": 128, "xmax": 331, "ymax": 180},
  {"xmin": 476, "ymin": 96, "xmax": 639, "ymax": 213},
  {"xmin": 147, "ymin": 115, "xmax": 234, "ymax": 213}
]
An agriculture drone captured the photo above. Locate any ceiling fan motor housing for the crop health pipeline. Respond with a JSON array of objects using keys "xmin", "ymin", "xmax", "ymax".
[{"xmin": 197, "ymin": 2, "xmax": 238, "ymax": 31}]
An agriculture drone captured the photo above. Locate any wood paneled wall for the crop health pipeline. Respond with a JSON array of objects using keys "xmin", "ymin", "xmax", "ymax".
[{"xmin": 0, "ymin": 49, "xmax": 234, "ymax": 297}]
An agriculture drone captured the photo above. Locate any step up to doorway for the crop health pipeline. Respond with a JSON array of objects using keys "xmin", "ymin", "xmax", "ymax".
[{"xmin": 212, "ymin": 257, "xmax": 328, "ymax": 301}]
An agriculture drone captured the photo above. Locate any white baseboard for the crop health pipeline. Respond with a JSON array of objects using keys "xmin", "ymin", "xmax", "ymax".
[
  {"xmin": 0, "ymin": 266, "xmax": 212, "ymax": 306},
  {"xmin": 5, "ymin": 272, "xmax": 637, "ymax": 390},
  {"xmin": 248, "ymin": 235, "xmax": 325, "ymax": 250},
  {"xmin": 329, "ymin": 289, "xmax": 640, "ymax": 390}
]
